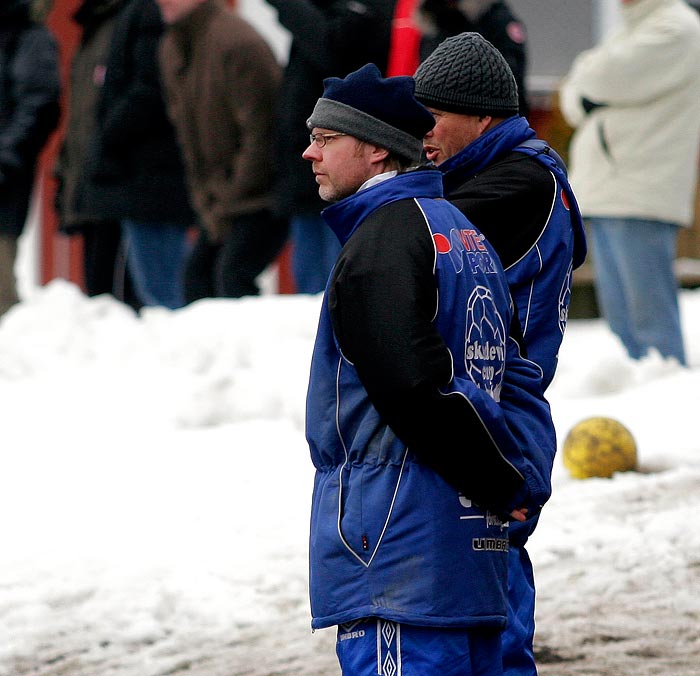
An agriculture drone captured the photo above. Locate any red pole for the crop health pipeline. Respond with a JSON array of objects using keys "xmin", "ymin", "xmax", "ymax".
[
  {"xmin": 386, "ymin": 0, "xmax": 422, "ymax": 76},
  {"xmin": 39, "ymin": 0, "xmax": 84, "ymax": 289}
]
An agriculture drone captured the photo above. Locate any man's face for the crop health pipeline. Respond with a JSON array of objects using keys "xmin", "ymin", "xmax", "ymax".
[
  {"xmin": 422, "ymin": 107, "xmax": 489, "ymax": 166},
  {"xmin": 155, "ymin": 0, "xmax": 204, "ymax": 24},
  {"xmin": 302, "ymin": 129, "xmax": 375, "ymax": 203}
]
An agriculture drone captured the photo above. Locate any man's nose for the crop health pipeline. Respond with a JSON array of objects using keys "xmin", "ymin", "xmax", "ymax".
[{"xmin": 302, "ymin": 143, "xmax": 321, "ymax": 161}]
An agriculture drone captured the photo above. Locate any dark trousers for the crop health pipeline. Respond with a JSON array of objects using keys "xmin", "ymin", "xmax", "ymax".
[
  {"xmin": 184, "ymin": 210, "xmax": 288, "ymax": 303},
  {"xmin": 0, "ymin": 233, "xmax": 19, "ymax": 317},
  {"xmin": 82, "ymin": 220, "xmax": 140, "ymax": 310}
]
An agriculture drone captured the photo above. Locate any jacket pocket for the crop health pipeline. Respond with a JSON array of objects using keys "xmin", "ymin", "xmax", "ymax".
[{"xmin": 338, "ymin": 454, "xmax": 408, "ymax": 566}]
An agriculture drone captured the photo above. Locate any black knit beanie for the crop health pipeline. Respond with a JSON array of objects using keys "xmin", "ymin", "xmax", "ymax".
[
  {"xmin": 414, "ymin": 32, "xmax": 519, "ymax": 117},
  {"xmin": 307, "ymin": 63, "xmax": 436, "ymax": 163}
]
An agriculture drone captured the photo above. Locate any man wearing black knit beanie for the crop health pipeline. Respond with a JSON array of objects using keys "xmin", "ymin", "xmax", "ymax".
[
  {"xmin": 415, "ymin": 31, "xmax": 587, "ymax": 676},
  {"xmin": 302, "ymin": 62, "xmax": 557, "ymax": 676}
]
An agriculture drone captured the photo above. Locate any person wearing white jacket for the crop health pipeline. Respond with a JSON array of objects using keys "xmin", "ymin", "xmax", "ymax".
[{"xmin": 559, "ymin": 0, "xmax": 700, "ymax": 366}]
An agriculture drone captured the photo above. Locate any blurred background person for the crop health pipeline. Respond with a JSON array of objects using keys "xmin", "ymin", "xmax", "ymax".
[
  {"xmin": 415, "ymin": 0, "xmax": 529, "ymax": 115},
  {"xmin": 54, "ymin": 0, "xmax": 141, "ymax": 309},
  {"xmin": 0, "ymin": 0, "xmax": 60, "ymax": 317},
  {"xmin": 157, "ymin": 0, "xmax": 288, "ymax": 302},
  {"xmin": 81, "ymin": 0, "xmax": 194, "ymax": 310},
  {"xmin": 263, "ymin": 0, "xmax": 396, "ymax": 294},
  {"xmin": 559, "ymin": 0, "xmax": 700, "ymax": 366}
]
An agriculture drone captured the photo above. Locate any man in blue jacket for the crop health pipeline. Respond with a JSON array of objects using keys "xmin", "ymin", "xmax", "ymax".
[
  {"xmin": 264, "ymin": 0, "xmax": 395, "ymax": 294},
  {"xmin": 414, "ymin": 32, "xmax": 587, "ymax": 676},
  {"xmin": 302, "ymin": 62, "xmax": 555, "ymax": 675}
]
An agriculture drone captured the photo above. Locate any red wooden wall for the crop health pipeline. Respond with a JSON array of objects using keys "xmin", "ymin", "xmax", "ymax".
[{"xmin": 39, "ymin": 0, "xmax": 83, "ymax": 288}]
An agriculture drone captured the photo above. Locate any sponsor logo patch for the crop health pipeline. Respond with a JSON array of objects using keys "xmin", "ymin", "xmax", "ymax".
[
  {"xmin": 473, "ymin": 537, "xmax": 509, "ymax": 552},
  {"xmin": 435, "ymin": 228, "xmax": 497, "ymax": 275},
  {"xmin": 465, "ymin": 286, "xmax": 506, "ymax": 401}
]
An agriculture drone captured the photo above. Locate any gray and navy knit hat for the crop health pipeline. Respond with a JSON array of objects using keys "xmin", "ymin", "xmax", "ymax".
[
  {"xmin": 414, "ymin": 32, "xmax": 519, "ymax": 117},
  {"xmin": 307, "ymin": 63, "xmax": 435, "ymax": 164}
]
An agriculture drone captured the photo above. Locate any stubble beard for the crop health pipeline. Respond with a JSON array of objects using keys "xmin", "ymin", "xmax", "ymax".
[{"xmin": 319, "ymin": 183, "xmax": 354, "ymax": 204}]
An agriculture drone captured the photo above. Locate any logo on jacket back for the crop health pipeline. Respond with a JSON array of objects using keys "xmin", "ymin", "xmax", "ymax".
[
  {"xmin": 433, "ymin": 229, "xmax": 497, "ymax": 275},
  {"xmin": 465, "ymin": 286, "xmax": 506, "ymax": 401},
  {"xmin": 559, "ymin": 261, "xmax": 574, "ymax": 334}
]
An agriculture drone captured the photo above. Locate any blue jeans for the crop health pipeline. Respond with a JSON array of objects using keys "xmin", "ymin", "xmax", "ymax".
[
  {"xmin": 122, "ymin": 219, "xmax": 189, "ymax": 309},
  {"xmin": 588, "ymin": 217, "xmax": 686, "ymax": 365},
  {"xmin": 290, "ymin": 213, "xmax": 341, "ymax": 294}
]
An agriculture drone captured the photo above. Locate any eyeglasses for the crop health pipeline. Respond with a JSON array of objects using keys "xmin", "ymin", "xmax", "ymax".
[{"xmin": 309, "ymin": 132, "xmax": 348, "ymax": 148}]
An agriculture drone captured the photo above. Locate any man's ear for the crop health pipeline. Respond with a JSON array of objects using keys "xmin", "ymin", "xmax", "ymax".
[
  {"xmin": 480, "ymin": 115, "xmax": 498, "ymax": 133},
  {"xmin": 369, "ymin": 145, "xmax": 390, "ymax": 164}
]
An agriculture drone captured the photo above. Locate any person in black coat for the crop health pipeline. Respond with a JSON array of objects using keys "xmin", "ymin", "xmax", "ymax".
[
  {"xmin": 0, "ymin": 0, "xmax": 60, "ymax": 317},
  {"xmin": 264, "ymin": 0, "xmax": 396, "ymax": 294},
  {"xmin": 55, "ymin": 0, "xmax": 142, "ymax": 309},
  {"xmin": 81, "ymin": 0, "xmax": 194, "ymax": 309},
  {"xmin": 417, "ymin": 0, "xmax": 529, "ymax": 116}
]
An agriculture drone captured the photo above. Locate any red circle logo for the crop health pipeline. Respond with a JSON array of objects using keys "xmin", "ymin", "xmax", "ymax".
[
  {"xmin": 561, "ymin": 188, "xmax": 570, "ymax": 211},
  {"xmin": 433, "ymin": 233, "xmax": 451, "ymax": 253}
]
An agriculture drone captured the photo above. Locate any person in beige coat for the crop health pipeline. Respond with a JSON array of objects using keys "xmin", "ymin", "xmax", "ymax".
[
  {"xmin": 559, "ymin": 0, "xmax": 700, "ymax": 366},
  {"xmin": 156, "ymin": 0, "xmax": 288, "ymax": 301}
]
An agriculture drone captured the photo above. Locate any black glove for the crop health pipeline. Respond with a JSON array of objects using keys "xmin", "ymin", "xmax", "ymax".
[{"xmin": 581, "ymin": 96, "xmax": 607, "ymax": 115}]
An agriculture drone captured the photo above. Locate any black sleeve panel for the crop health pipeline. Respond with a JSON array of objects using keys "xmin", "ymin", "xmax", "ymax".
[
  {"xmin": 328, "ymin": 199, "xmax": 525, "ymax": 514},
  {"xmin": 448, "ymin": 153, "xmax": 554, "ymax": 269},
  {"xmin": 329, "ymin": 199, "xmax": 450, "ymax": 393}
]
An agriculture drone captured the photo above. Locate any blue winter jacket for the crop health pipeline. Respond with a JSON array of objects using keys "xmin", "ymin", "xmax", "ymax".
[
  {"xmin": 440, "ymin": 116, "xmax": 587, "ymax": 391},
  {"xmin": 306, "ymin": 169, "xmax": 555, "ymax": 629}
]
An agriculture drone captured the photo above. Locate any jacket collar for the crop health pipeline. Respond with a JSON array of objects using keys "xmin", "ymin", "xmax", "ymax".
[
  {"xmin": 322, "ymin": 168, "xmax": 444, "ymax": 246},
  {"xmin": 621, "ymin": 0, "xmax": 674, "ymax": 27},
  {"xmin": 439, "ymin": 115, "xmax": 535, "ymax": 193},
  {"xmin": 170, "ymin": 0, "xmax": 220, "ymax": 45}
]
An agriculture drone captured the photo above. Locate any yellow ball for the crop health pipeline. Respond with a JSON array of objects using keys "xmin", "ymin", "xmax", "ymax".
[{"xmin": 562, "ymin": 416, "xmax": 638, "ymax": 479}]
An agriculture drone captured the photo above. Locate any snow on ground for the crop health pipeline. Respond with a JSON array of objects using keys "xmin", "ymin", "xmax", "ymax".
[{"xmin": 0, "ymin": 279, "xmax": 699, "ymax": 676}]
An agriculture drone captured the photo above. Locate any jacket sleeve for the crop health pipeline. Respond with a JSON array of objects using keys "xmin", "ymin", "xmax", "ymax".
[
  {"xmin": 0, "ymin": 27, "xmax": 60, "ymax": 177},
  {"xmin": 328, "ymin": 199, "xmax": 542, "ymax": 516},
  {"xmin": 97, "ymin": 0, "xmax": 166, "ymax": 150},
  {"xmin": 560, "ymin": 15, "xmax": 697, "ymax": 125}
]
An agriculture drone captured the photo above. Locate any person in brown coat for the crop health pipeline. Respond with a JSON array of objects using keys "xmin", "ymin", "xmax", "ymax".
[{"xmin": 156, "ymin": 0, "xmax": 288, "ymax": 301}]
